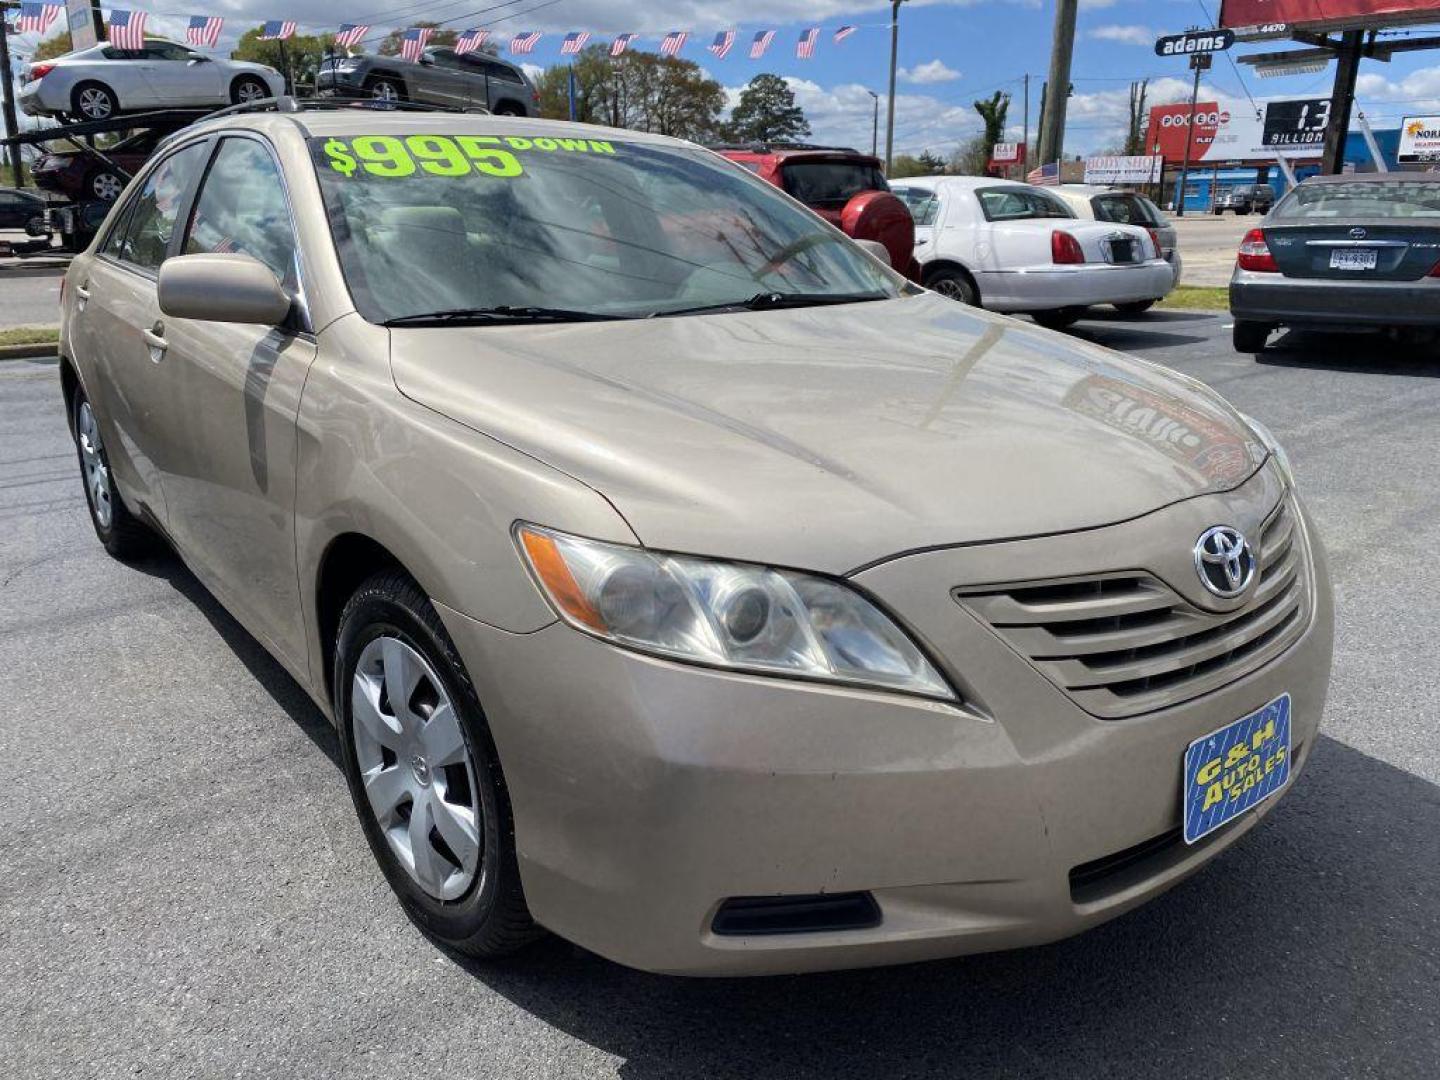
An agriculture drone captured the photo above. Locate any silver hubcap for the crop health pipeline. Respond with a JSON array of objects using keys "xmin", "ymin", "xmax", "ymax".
[
  {"xmin": 92, "ymin": 173, "xmax": 123, "ymax": 200},
  {"xmin": 77, "ymin": 401, "xmax": 112, "ymax": 529},
  {"xmin": 372, "ymin": 82, "xmax": 398, "ymax": 101},
  {"xmin": 351, "ymin": 636, "xmax": 481, "ymax": 901},
  {"xmin": 79, "ymin": 88, "xmax": 111, "ymax": 118},
  {"xmin": 237, "ymin": 81, "xmax": 265, "ymax": 102}
]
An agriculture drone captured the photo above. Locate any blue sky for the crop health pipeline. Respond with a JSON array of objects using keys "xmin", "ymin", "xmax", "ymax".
[{"xmin": 7, "ymin": 0, "xmax": 1440, "ymax": 155}]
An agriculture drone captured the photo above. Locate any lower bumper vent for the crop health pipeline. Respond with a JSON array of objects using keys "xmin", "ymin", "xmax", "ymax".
[{"xmin": 711, "ymin": 892, "xmax": 882, "ymax": 936}]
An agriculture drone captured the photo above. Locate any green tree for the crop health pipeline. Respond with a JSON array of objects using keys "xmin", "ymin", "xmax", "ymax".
[
  {"xmin": 947, "ymin": 134, "xmax": 991, "ymax": 176},
  {"xmin": 917, "ymin": 149, "xmax": 946, "ymax": 172},
  {"xmin": 1124, "ymin": 79, "xmax": 1149, "ymax": 156},
  {"xmin": 973, "ymin": 90, "xmax": 1010, "ymax": 156},
  {"xmin": 725, "ymin": 73, "xmax": 810, "ymax": 144},
  {"xmin": 29, "ymin": 31, "xmax": 73, "ymax": 61},
  {"xmin": 232, "ymin": 27, "xmax": 337, "ymax": 94},
  {"xmin": 890, "ymin": 153, "xmax": 948, "ymax": 178},
  {"xmin": 532, "ymin": 46, "xmax": 725, "ymax": 142}
]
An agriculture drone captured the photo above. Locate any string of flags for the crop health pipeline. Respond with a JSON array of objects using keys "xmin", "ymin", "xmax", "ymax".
[{"xmin": 8, "ymin": 5, "xmax": 865, "ymax": 67}]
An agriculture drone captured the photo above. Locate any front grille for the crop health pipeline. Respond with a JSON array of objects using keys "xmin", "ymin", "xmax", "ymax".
[
  {"xmin": 711, "ymin": 892, "xmax": 882, "ymax": 936},
  {"xmin": 956, "ymin": 500, "xmax": 1309, "ymax": 719}
]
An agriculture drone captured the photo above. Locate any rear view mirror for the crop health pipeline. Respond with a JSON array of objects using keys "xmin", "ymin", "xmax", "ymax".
[
  {"xmin": 158, "ymin": 253, "xmax": 292, "ymax": 326},
  {"xmin": 853, "ymin": 239, "xmax": 891, "ymax": 267}
]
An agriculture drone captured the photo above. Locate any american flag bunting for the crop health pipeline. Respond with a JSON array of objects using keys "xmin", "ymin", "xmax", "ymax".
[
  {"xmin": 106, "ymin": 8, "xmax": 147, "ymax": 49},
  {"xmin": 186, "ymin": 14, "xmax": 223, "ymax": 48},
  {"xmin": 334, "ymin": 23, "xmax": 369, "ymax": 49},
  {"xmin": 510, "ymin": 31, "xmax": 541, "ymax": 54},
  {"xmin": 659, "ymin": 31, "xmax": 687, "ymax": 57},
  {"xmin": 833, "ymin": 25, "xmax": 857, "ymax": 43},
  {"xmin": 454, "ymin": 28, "xmax": 488, "ymax": 55},
  {"xmin": 15, "ymin": 3, "xmax": 62, "ymax": 34},
  {"xmin": 560, "ymin": 31, "xmax": 589, "ymax": 54},
  {"xmin": 796, "ymin": 27, "xmax": 819, "ymax": 59},
  {"xmin": 400, "ymin": 27, "xmax": 433, "ymax": 63},
  {"xmin": 610, "ymin": 32, "xmax": 636, "ymax": 56},
  {"xmin": 258, "ymin": 20, "xmax": 296, "ymax": 41},
  {"xmin": 707, "ymin": 30, "xmax": 734, "ymax": 59},
  {"xmin": 748, "ymin": 29, "xmax": 774, "ymax": 59}
]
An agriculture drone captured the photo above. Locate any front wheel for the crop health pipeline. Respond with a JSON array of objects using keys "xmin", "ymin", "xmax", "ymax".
[
  {"xmin": 1233, "ymin": 319, "xmax": 1273, "ymax": 354},
  {"xmin": 1114, "ymin": 299, "xmax": 1156, "ymax": 315},
  {"xmin": 335, "ymin": 570, "xmax": 540, "ymax": 958},
  {"xmin": 70, "ymin": 81, "xmax": 118, "ymax": 121},
  {"xmin": 72, "ymin": 390, "xmax": 152, "ymax": 558},
  {"xmin": 1031, "ymin": 307, "xmax": 1085, "ymax": 330},
  {"xmin": 230, "ymin": 76, "xmax": 270, "ymax": 104},
  {"xmin": 367, "ymin": 77, "xmax": 404, "ymax": 104}
]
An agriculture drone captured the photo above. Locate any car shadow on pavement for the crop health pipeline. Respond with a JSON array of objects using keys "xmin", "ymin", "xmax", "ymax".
[
  {"xmin": 452, "ymin": 738, "xmax": 1440, "ymax": 1080},
  {"xmin": 1066, "ymin": 319, "xmax": 1216, "ymax": 351},
  {"xmin": 1260, "ymin": 332, "xmax": 1440, "ymax": 378}
]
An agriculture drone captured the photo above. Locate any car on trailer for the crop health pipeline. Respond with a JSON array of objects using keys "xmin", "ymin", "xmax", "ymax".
[
  {"xmin": 1230, "ymin": 173, "xmax": 1440, "ymax": 353},
  {"xmin": 19, "ymin": 40, "xmax": 283, "ymax": 121},
  {"xmin": 31, "ymin": 128, "xmax": 169, "ymax": 203},
  {"xmin": 316, "ymin": 50, "xmax": 539, "ymax": 115},
  {"xmin": 889, "ymin": 175, "xmax": 1174, "ymax": 328}
]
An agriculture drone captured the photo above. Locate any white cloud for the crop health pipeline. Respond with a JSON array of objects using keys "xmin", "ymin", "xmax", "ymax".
[
  {"xmin": 1354, "ymin": 66, "xmax": 1440, "ymax": 125},
  {"xmin": 898, "ymin": 59, "xmax": 961, "ymax": 84},
  {"xmin": 1087, "ymin": 25, "xmax": 1154, "ymax": 46}
]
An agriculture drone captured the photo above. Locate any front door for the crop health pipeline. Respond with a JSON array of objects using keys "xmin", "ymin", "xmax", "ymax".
[{"xmin": 156, "ymin": 134, "xmax": 316, "ymax": 661}]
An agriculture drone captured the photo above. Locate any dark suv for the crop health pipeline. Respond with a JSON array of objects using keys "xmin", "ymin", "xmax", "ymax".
[
  {"xmin": 317, "ymin": 49, "xmax": 538, "ymax": 114},
  {"xmin": 1213, "ymin": 183, "xmax": 1275, "ymax": 215}
]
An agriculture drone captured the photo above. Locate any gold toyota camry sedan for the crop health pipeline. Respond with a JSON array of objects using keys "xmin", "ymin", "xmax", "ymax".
[{"xmin": 58, "ymin": 104, "xmax": 1333, "ymax": 976}]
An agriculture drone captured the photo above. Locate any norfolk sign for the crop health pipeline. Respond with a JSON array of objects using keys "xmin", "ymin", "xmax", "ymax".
[{"xmin": 1154, "ymin": 29, "xmax": 1236, "ymax": 56}]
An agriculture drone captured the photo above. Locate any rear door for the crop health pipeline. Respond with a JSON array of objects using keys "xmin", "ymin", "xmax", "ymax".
[
  {"xmin": 890, "ymin": 184, "xmax": 941, "ymax": 259},
  {"xmin": 138, "ymin": 41, "xmax": 223, "ymax": 104},
  {"xmin": 1264, "ymin": 179, "xmax": 1440, "ymax": 280},
  {"xmin": 157, "ymin": 133, "xmax": 317, "ymax": 660},
  {"xmin": 421, "ymin": 49, "xmax": 471, "ymax": 107},
  {"xmin": 69, "ymin": 139, "xmax": 212, "ymax": 525}
]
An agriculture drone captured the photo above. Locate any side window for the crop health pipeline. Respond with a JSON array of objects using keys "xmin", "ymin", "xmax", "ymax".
[
  {"xmin": 482, "ymin": 61, "xmax": 522, "ymax": 84},
  {"xmin": 112, "ymin": 141, "xmax": 208, "ymax": 272},
  {"xmin": 184, "ymin": 138, "xmax": 297, "ymax": 285},
  {"xmin": 892, "ymin": 187, "xmax": 939, "ymax": 227},
  {"xmin": 145, "ymin": 42, "xmax": 194, "ymax": 61},
  {"xmin": 430, "ymin": 49, "xmax": 462, "ymax": 70}
]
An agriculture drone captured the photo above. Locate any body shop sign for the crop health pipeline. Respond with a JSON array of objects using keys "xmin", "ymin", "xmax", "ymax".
[{"xmin": 1399, "ymin": 116, "xmax": 1440, "ymax": 164}]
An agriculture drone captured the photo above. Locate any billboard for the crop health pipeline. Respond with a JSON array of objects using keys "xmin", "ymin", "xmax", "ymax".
[
  {"xmin": 990, "ymin": 142, "xmax": 1023, "ymax": 164},
  {"xmin": 1145, "ymin": 103, "xmax": 1227, "ymax": 162},
  {"xmin": 1398, "ymin": 116, "xmax": 1440, "ymax": 164},
  {"xmin": 1222, "ymin": 0, "xmax": 1440, "ymax": 31},
  {"xmin": 1262, "ymin": 98, "xmax": 1331, "ymax": 149},
  {"xmin": 1084, "ymin": 155, "xmax": 1164, "ymax": 185}
]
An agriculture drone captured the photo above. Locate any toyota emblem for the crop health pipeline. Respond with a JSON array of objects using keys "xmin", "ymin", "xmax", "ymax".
[{"xmin": 1194, "ymin": 526, "xmax": 1256, "ymax": 599}]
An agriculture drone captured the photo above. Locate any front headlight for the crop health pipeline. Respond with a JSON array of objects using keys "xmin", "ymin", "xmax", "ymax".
[
  {"xmin": 515, "ymin": 524, "xmax": 956, "ymax": 701},
  {"xmin": 1241, "ymin": 412, "xmax": 1294, "ymax": 487}
]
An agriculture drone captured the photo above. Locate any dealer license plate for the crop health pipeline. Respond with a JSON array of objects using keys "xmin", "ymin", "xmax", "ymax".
[
  {"xmin": 1330, "ymin": 248, "xmax": 1377, "ymax": 270},
  {"xmin": 1182, "ymin": 693, "xmax": 1291, "ymax": 844}
]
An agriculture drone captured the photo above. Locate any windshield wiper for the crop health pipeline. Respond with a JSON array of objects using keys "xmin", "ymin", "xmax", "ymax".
[
  {"xmin": 382, "ymin": 305, "xmax": 632, "ymax": 327},
  {"xmin": 653, "ymin": 291, "xmax": 891, "ymax": 318}
]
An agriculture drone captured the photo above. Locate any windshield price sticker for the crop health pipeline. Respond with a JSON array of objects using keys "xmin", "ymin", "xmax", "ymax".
[{"xmin": 322, "ymin": 135, "xmax": 616, "ymax": 179}]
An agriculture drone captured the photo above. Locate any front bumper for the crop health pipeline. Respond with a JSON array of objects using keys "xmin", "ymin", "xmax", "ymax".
[
  {"xmin": 1231, "ymin": 269, "xmax": 1440, "ymax": 328},
  {"xmin": 989, "ymin": 259, "xmax": 1175, "ymax": 311},
  {"xmin": 439, "ymin": 471, "xmax": 1333, "ymax": 976}
]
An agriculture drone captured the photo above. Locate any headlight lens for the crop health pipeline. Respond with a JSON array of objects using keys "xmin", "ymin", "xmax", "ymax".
[
  {"xmin": 1241, "ymin": 412, "xmax": 1294, "ymax": 487},
  {"xmin": 516, "ymin": 524, "xmax": 956, "ymax": 701}
]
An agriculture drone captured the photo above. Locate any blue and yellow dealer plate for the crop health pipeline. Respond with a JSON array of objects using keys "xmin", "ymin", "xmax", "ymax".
[{"xmin": 1182, "ymin": 693, "xmax": 1291, "ymax": 844}]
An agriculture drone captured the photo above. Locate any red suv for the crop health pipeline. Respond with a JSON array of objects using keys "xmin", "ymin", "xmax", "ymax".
[{"xmin": 715, "ymin": 144, "xmax": 915, "ymax": 277}]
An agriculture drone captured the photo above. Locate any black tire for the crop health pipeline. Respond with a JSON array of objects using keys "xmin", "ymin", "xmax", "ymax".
[
  {"xmin": 1233, "ymin": 319, "xmax": 1273, "ymax": 354},
  {"xmin": 70, "ymin": 81, "xmax": 118, "ymax": 121},
  {"xmin": 926, "ymin": 266, "xmax": 979, "ymax": 306},
  {"xmin": 71, "ymin": 388, "xmax": 153, "ymax": 558},
  {"xmin": 492, "ymin": 101, "xmax": 524, "ymax": 117},
  {"xmin": 230, "ymin": 76, "xmax": 270, "ymax": 105},
  {"xmin": 366, "ymin": 76, "xmax": 405, "ymax": 103},
  {"xmin": 1031, "ymin": 307, "xmax": 1085, "ymax": 330},
  {"xmin": 1114, "ymin": 299, "xmax": 1156, "ymax": 315},
  {"xmin": 335, "ymin": 570, "xmax": 540, "ymax": 958},
  {"xmin": 88, "ymin": 168, "xmax": 125, "ymax": 202}
]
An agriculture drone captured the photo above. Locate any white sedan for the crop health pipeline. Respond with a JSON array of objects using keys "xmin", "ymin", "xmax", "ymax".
[
  {"xmin": 889, "ymin": 176, "xmax": 1174, "ymax": 328},
  {"xmin": 19, "ymin": 40, "xmax": 283, "ymax": 121}
]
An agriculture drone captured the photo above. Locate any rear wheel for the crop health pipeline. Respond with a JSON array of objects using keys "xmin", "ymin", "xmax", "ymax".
[
  {"xmin": 367, "ymin": 77, "xmax": 404, "ymax": 104},
  {"xmin": 70, "ymin": 81, "xmax": 117, "ymax": 121},
  {"xmin": 926, "ymin": 267, "xmax": 978, "ymax": 306},
  {"xmin": 1032, "ymin": 307, "xmax": 1085, "ymax": 330},
  {"xmin": 492, "ymin": 101, "xmax": 524, "ymax": 117},
  {"xmin": 1233, "ymin": 319, "xmax": 1273, "ymax": 354},
  {"xmin": 1114, "ymin": 299, "xmax": 1156, "ymax": 315},
  {"xmin": 72, "ymin": 390, "xmax": 152, "ymax": 558},
  {"xmin": 89, "ymin": 168, "xmax": 125, "ymax": 202},
  {"xmin": 230, "ymin": 76, "xmax": 270, "ymax": 104},
  {"xmin": 335, "ymin": 570, "xmax": 540, "ymax": 958}
]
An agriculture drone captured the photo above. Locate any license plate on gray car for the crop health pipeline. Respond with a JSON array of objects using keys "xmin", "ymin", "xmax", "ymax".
[{"xmin": 1330, "ymin": 249, "xmax": 1377, "ymax": 270}]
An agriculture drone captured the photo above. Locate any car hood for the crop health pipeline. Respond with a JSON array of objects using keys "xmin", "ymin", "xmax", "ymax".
[{"xmin": 388, "ymin": 294, "xmax": 1264, "ymax": 573}]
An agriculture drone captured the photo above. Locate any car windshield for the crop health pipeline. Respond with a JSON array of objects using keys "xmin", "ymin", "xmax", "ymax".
[
  {"xmin": 311, "ymin": 132, "xmax": 898, "ymax": 323},
  {"xmin": 976, "ymin": 186, "xmax": 1074, "ymax": 221},
  {"xmin": 1273, "ymin": 181, "xmax": 1440, "ymax": 219},
  {"xmin": 779, "ymin": 160, "xmax": 886, "ymax": 208}
]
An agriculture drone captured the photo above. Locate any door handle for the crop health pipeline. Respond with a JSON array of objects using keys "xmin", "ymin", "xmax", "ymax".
[
  {"xmin": 75, "ymin": 281, "xmax": 90, "ymax": 311},
  {"xmin": 142, "ymin": 321, "xmax": 168, "ymax": 360}
]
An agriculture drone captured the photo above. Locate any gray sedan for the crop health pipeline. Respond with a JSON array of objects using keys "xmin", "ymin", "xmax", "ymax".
[{"xmin": 1230, "ymin": 173, "xmax": 1440, "ymax": 353}]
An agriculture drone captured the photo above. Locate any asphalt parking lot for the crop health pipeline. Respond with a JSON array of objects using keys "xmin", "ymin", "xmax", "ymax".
[{"xmin": 2, "ymin": 308, "xmax": 1438, "ymax": 1079}]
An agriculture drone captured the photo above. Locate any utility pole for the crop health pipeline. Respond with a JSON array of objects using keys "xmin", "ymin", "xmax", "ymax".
[
  {"xmin": 1174, "ymin": 50, "xmax": 1209, "ymax": 217},
  {"xmin": 1021, "ymin": 73, "xmax": 1030, "ymax": 174},
  {"xmin": 1038, "ymin": 0, "xmax": 1076, "ymax": 167},
  {"xmin": 1321, "ymin": 28, "xmax": 1363, "ymax": 175},
  {"xmin": 0, "ymin": 5, "xmax": 24, "ymax": 186},
  {"xmin": 884, "ymin": 0, "xmax": 904, "ymax": 173},
  {"xmin": 867, "ymin": 89, "xmax": 878, "ymax": 158}
]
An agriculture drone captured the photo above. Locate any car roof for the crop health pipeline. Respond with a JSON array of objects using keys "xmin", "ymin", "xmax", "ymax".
[
  {"xmin": 1301, "ymin": 171, "xmax": 1437, "ymax": 184},
  {"xmin": 891, "ymin": 175, "xmax": 1042, "ymax": 191}
]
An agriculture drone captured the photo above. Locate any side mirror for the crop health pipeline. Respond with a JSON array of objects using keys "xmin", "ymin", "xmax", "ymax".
[
  {"xmin": 158, "ymin": 253, "xmax": 292, "ymax": 326},
  {"xmin": 853, "ymin": 238, "xmax": 891, "ymax": 267},
  {"xmin": 187, "ymin": 55, "xmax": 210, "ymax": 64},
  {"xmin": 418, "ymin": 53, "xmax": 434, "ymax": 65}
]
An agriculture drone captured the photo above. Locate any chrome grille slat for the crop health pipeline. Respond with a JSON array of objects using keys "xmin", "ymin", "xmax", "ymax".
[{"xmin": 956, "ymin": 498, "xmax": 1311, "ymax": 719}]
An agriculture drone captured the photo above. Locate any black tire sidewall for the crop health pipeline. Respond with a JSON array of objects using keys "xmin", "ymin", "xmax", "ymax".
[
  {"xmin": 929, "ymin": 268, "xmax": 977, "ymax": 306},
  {"xmin": 334, "ymin": 583, "xmax": 509, "ymax": 944},
  {"xmin": 72, "ymin": 390, "xmax": 119, "ymax": 548}
]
